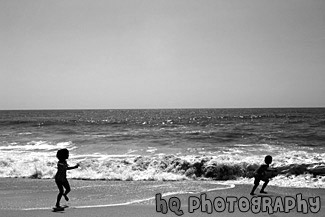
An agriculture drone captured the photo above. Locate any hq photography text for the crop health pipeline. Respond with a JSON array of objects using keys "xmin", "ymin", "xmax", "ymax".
[{"xmin": 155, "ymin": 193, "xmax": 321, "ymax": 216}]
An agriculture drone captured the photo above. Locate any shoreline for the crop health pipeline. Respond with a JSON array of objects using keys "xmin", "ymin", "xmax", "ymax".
[{"xmin": 0, "ymin": 178, "xmax": 324, "ymax": 217}]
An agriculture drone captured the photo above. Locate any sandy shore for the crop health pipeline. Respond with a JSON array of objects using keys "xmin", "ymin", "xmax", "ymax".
[{"xmin": 0, "ymin": 178, "xmax": 324, "ymax": 217}]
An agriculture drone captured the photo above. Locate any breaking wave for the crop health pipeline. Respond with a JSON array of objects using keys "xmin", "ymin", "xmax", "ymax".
[{"xmin": 0, "ymin": 149, "xmax": 324, "ymax": 188}]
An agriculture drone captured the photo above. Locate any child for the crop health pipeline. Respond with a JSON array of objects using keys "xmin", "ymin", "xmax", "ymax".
[
  {"xmin": 54, "ymin": 148, "xmax": 79, "ymax": 208},
  {"xmin": 250, "ymin": 155, "xmax": 274, "ymax": 195}
]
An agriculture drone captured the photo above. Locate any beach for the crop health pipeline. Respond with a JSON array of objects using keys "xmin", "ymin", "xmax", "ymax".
[
  {"xmin": 1, "ymin": 109, "xmax": 324, "ymax": 216},
  {"xmin": 0, "ymin": 178, "xmax": 324, "ymax": 217},
  {"xmin": 2, "ymin": 0, "xmax": 325, "ymax": 214}
]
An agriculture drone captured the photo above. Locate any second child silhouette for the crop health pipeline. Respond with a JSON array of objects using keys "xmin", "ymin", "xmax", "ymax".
[{"xmin": 250, "ymin": 155, "xmax": 275, "ymax": 195}]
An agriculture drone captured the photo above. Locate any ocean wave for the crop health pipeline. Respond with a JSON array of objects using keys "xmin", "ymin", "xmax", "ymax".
[
  {"xmin": 0, "ymin": 151, "xmax": 324, "ymax": 188},
  {"xmin": 0, "ymin": 111, "xmax": 318, "ymax": 127},
  {"xmin": 0, "ymin": 141, "xmax": 75, "ymax": 152}
]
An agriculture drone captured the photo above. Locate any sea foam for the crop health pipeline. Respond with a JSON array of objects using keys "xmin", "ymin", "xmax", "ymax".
[{"xmin": 0, "ymin": 144, "xmax": 324, "ymax": 188}]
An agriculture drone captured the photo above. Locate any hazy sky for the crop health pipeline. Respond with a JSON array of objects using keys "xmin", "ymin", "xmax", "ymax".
[{"xmin": 1, "ymin": 0, "xmax": 324, "ymax": 109}]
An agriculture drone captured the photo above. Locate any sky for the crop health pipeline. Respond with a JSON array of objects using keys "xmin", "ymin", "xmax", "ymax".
[{"xmin": 1, "ymin": 0, "xmax": 324, "ymax": 109}]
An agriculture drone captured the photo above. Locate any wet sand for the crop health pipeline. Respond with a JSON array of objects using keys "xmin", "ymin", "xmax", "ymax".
[{"xmin": 0, "ymin": 178, "xmax": 324, "ymax": 217}]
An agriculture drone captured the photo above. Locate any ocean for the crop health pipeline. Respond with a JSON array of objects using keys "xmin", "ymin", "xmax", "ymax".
[{"xmin": 0, "ymin": 108, "xmax": 324, "ymax": 188}]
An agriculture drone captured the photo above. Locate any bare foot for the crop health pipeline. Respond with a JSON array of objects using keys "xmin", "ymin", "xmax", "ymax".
[{"xmin": 63, "ymin": 194, "xmax": 69, "ymax": 201}]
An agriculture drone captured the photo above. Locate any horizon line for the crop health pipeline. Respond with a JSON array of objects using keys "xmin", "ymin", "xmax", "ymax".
[{"xmin": 0, "ymin": 106, "xmax": 324, "ymax": 111}]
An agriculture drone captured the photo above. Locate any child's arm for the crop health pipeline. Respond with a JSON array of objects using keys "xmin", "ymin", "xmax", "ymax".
[
  {"xmin": 67, "ymin": 163, "xmax": 79, "ymax": 170},
  {"xmin": 265, "ymin": 167, "xmax": 278, "ymax": 178},
  {"xmin": 254, "ymin": 165, "xmax": 267, "ymax": 175}
]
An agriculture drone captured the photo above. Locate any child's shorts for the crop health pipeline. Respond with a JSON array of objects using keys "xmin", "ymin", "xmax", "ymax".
[{"xmin": 254, "ymin": 177, "xmax": 269, "ymax": 185}]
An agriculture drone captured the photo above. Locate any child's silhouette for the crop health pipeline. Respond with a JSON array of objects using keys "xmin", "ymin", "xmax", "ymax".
[
  {"xmin": 250, "ymin": 155, "xmax": 274, "ymax": 195},
  {"xmin": 54, "ymin": 148, "xmax": 79, "ymax": 208}
]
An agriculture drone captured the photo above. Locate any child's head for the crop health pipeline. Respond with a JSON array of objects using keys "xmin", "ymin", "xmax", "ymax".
[
  {"xmin": 264, "ymin": 155, "xmax": 272, "ymax": 165},
  {"xmin": 56, "ymin": 148, "xmax": 69, "ymax": 161}
]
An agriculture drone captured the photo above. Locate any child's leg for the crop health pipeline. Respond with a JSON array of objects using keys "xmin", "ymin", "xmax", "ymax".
[
  {"xmin": 260, "ymin": 180, "xmax": 269, "ymax": 193},
  {"xmin": 250, "ymin": 178, "xmax": 260, "ymax": 195},
  {"xmin": 250, "ymin": 184, "xmax": 258, "ymax": 195},
  {"xmin": 62, "ymin": 180, "xmax": 71, "ymax": 201},
  {"xmin": 55, "ymin": 181, "xmax": 64, "ymax": 207}
]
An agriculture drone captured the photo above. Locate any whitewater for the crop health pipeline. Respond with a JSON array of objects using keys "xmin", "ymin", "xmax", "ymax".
[{"xmin": 0, "ymin": 108, "xmax": 324, "ymax": 188}]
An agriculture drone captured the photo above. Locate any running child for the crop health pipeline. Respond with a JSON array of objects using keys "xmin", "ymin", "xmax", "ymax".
[
  {"xmin": 250, "ymin": 155, "xmax": 276, "ymax": 195},
  {"xmin": 54, "ymin": 148, "xmax": 79, "ymax": 208}
]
